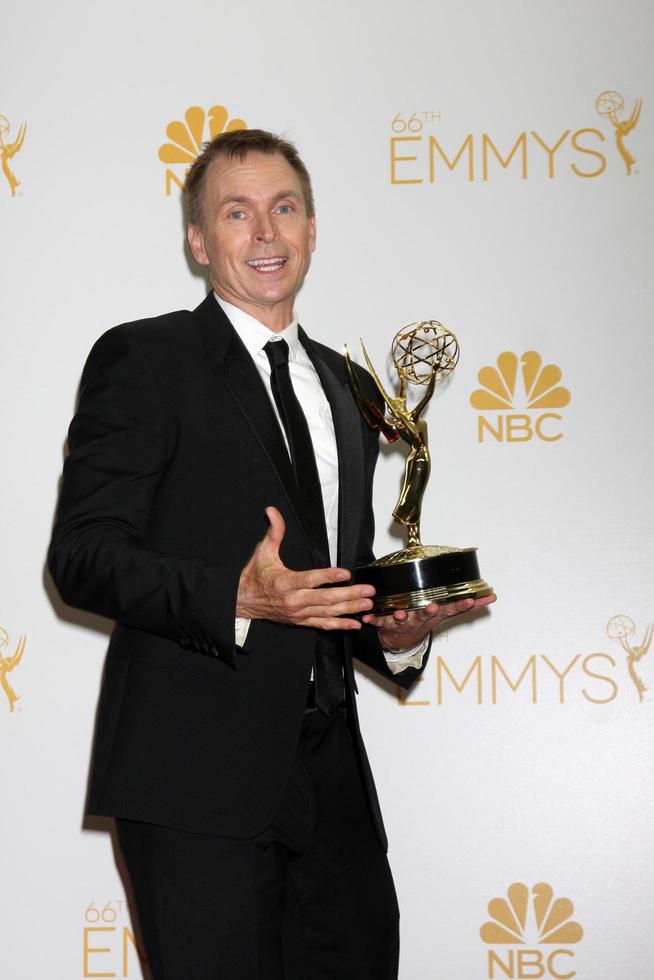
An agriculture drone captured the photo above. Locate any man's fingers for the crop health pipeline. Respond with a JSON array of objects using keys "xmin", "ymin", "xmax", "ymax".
[
  {"xmin": 260, "ymin": 506, "xmax": 286, "ymax": 556},
  {"xmin": 276, "ymin": 583, "xmax": 375, "ymax": 618},
  {"xmin": 296, "ymin": 564, "xmax": 353, "ymax": 589},
  {"xmin": 442, "ymin": 594, "xmax": 496, "ymax": 617},
  {"xmin": 410, "ymin": 593, "xmax": 496, "ymax": 620},
  {"xmin": 474, "ymin": 593, "xmax": 497, "ymax": 606},
  {"xmin": 363, "ymin": 593, "xmax": 497, "ymax": 631},
  {"xmin": 361, "ymin": 613, "xmax": 393, "ymax": 629},
  {"xmin": 304, "ymin": 616, "xmax": 363, "ymax": 631}
]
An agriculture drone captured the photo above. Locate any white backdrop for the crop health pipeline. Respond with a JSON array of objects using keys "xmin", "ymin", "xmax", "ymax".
[{"xmin": 2, "ymin": 1, "xmax": 653, "ymax": 977}]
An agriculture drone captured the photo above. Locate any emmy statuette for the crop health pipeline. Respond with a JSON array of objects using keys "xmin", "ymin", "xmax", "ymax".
[{"xmin": 344, "ymin": 321, "xmax": 492, "ymax": 615}]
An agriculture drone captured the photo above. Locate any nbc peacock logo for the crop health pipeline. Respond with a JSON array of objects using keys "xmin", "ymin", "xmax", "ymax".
[
  {"xmin": 158, "ymin": 104, "xmax": 247, "ymax": 195},
  {"xmin": 470, "ymin": 351, "xmax": 571, "ymax": 443},
  {"xmin": 480, "ymin": 882, "xmax": 583, "ymax": 979}
]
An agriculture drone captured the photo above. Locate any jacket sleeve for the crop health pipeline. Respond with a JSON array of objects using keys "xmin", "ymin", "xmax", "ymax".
[{"xmin": 48, "ymin": 325, "xmax": 243, "ymax": 668}]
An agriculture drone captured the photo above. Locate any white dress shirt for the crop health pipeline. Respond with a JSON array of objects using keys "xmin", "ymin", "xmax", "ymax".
[{"xmin": 215, "ymin": 295, "xmax": 427, "ymax": 673}]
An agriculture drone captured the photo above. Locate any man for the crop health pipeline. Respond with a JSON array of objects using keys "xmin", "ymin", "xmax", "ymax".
[{"xmin": 49, "ymin": 130, "xmax": 494, "ymax": 979}]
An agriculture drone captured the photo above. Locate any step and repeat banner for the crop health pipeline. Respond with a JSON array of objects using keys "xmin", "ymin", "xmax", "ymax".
[{"xmin": 2, "ymin": 1, "xmax": 652, "ymax": 977}]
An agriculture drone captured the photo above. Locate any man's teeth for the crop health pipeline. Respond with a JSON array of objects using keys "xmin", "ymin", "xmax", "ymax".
[{"xmin": 246, "ymin": 258, "xmax": 287, "ymax": 272}]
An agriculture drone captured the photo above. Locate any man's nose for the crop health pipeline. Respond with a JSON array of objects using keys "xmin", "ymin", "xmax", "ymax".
[{"xmin": 254, "ymin": 214, "xmax": 277, "ymax": 243}]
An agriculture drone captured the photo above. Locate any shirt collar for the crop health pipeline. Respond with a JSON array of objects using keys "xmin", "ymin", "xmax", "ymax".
[{"xmin": 213, "ymin": 293, "xmax": 300, "ymax": 362}]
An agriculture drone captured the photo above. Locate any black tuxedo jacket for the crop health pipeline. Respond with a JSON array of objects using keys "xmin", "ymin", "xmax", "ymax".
[{"xmin": 49, "ymin": 294, "xmax": 427, "ymax": 844}]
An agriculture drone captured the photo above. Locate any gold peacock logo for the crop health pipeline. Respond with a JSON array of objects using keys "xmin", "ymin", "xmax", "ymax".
[
  {"xmin": 158, "ymin": 104, "xmax": 247, "ymax": 194},
  {"xmin": 471, "ymin": 352, "xmax": 571, "ymax": 412},
  {"xmin": 481, "ymin": 882, "xmax": 583, "ymax": 946},
  {"xmin": 470, "ymin": 352, "xmax": 571, "ymax": 442},
  {"xmin": 481, "ymin": 883, "xmax": 583, "ymax": 978}
]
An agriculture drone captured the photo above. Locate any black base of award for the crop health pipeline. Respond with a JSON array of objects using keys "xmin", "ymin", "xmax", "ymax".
[{"xmin": 354, "ymin": 545, "xmax": 492, "ymax": 615}]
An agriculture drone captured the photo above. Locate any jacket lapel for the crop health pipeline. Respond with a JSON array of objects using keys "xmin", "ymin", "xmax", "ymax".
[
  {"xmin": 195, "ymin": 295, "xmax": 314, "ymax": 555},
  {"xmin": 194, "ymin": 295, "xmax": 366, "ymax": 571},
  {"xmin": 299, "ymin": 328, "xmax": 365, "ymax": 571}
]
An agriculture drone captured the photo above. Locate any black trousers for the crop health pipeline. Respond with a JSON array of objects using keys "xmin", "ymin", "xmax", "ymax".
[{"xmin": 116, "ymin": 705, "xmax": 400, "ymax": 979}]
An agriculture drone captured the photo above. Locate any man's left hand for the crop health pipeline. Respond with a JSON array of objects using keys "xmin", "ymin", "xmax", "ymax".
[{"xmin": 362, "ymin": 593, "xmax": 497, "ymax": 652}]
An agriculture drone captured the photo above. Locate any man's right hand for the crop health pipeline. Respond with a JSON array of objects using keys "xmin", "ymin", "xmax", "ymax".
[{"xmin": 236, "ymin": 506, "xmax": 375, "ymax": 630}]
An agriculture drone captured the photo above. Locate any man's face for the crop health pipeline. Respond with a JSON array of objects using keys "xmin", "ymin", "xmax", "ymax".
[{"xmin": 187, "ymin": 152, "xmax": 316, "ymax": 331}]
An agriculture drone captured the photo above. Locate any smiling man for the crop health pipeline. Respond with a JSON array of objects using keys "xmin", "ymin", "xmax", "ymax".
[
  {"xmin": 186, "ymin": 151, "xmax": 316, "ymax": 331},
  {"xmin": 49, "ymin": 130, "xmax": 494, "ymax": 979}
]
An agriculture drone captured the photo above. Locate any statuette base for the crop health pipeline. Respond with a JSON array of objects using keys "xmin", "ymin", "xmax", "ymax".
[{"xmin": 355, "ymin": 546, "xmax": 493, "ymax": 614}]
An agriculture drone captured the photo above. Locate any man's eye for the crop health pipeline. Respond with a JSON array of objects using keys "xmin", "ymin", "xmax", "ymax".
[
  {"xmin": 229, "ymin": 210, "xmax": 246, "ymax": 220},
  {"xmin": 276, "ymin": 204, "xmax": 292, "ymax": 215}
]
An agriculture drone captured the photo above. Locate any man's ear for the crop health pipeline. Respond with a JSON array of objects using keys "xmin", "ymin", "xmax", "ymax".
[
  {"xmin": 187, "ymin": 224, "xmax": 209, "ymax": 266},
  {"xmin": 308, "ymin": 214, "xmax": 317, "ymax": 254}
]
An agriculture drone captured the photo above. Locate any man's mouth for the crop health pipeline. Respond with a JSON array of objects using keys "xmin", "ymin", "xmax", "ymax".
[{"xmin": 245, "ymin": 257, "xmax": 288, "ymax": 274}]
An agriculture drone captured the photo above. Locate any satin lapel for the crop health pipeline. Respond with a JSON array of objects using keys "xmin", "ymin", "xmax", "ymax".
[
  {"xmin": 196, "ymin": 296, "xmax": 313, "ymax": 553},
  {"xmin": 299, "ymin": 327, "xmax": 365, "ymax": 571}
]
